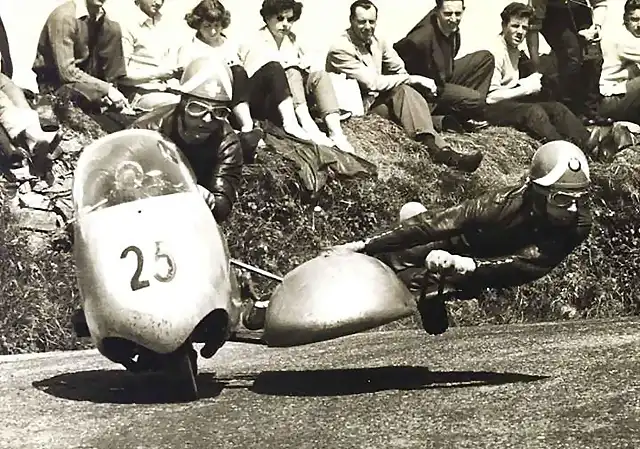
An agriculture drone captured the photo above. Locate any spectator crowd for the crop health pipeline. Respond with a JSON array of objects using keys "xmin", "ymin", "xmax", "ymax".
[{"xmin": 1, "ymin": 0, "xmax": 640, "ymax": 213}]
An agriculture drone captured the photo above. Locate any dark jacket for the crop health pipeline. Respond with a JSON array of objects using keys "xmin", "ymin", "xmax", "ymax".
[
  {"xmin": 363, "ymin": 183, "xmax": 591, "ymax": 293},
  {"xmin": 130, "ymin": 103, "xmax": 243, "ymax": 223},
  {"xmin": 0, "ymin": 13, "xmax": 12, "ymax": 78},
  {"xmin": 393, "ymin": 7, "xmax": 461, "ymax": 89},
  {"xmin": 529, "ymin": 0, "xmax": 606, "ymax": 32}
]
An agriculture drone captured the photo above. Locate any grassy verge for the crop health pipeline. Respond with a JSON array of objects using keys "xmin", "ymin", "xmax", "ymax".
[{"xmin": 1, "ymin": 105, "xmax": 639, "ymax": 354}]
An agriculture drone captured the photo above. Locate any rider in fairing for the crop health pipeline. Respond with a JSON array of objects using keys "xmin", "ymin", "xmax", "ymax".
[{"xmin": 325, "ymin": 140, "xmax": 592, "ymax": 335}]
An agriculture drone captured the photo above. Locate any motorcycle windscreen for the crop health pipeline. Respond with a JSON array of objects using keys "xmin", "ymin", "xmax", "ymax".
[
  {"xmin": 262, "ymin": 252, "xmax": 416, "ymax": 347},
  {"xmin": 73, "ymin": 129, "xmax": 198, "ymax": 215}
]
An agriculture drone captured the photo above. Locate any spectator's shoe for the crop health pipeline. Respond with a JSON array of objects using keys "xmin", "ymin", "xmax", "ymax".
[
  {"xmin": 462, "ymin": 119, "xmax": 490, "ymax": 132},
  {"xmin": 612, "ymin": 122, "xmax": 635, "ymax": 152},
  {"xmin": 594, "ymin": 116, "xmax": 614, "ymax": 126},
  {"xmin": 427, "ymin": 144, "xmax": 484, "ymax": 173},
  {"xmin": 338, "ymin": 109, "xmax": 352, "ymax": 121},
  {"xmin": 585, "ymin": 126, "xmax": 603, "ymax": 157},
  {"xmin": 580, "ymin": 114, "xmax": 613, "ymax": 127},
  {"xmin": 439, "ymin": 115, "xmax": 466, "ymax": 133},
  {"xmin": 71, "ymin": 308, "xmax": 90, "ymax": 338},
  {"xmin": 34, "ymin": 96, "xmax": 60, "ymax": 132},
  {"xmin": 417, "ymin": 295, "xmax": 449, "ymax": 335}
]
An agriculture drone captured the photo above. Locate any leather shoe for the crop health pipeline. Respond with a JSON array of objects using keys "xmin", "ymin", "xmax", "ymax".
[{"xmin": 430, "ymin": 146, "xmax": 484, "ymax": 173}]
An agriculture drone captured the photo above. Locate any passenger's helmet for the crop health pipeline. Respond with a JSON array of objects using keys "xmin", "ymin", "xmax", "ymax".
[
  {"xmin": 177, "ymin": 56, "xmax": 233, "ymax": 103},
  {"xmin": 529, "ymin": 140, "xmax": 590, "ymax": 190},
  {"xmin": 399, "ymin": 201, "xmax": 427, "ymax": 222}
]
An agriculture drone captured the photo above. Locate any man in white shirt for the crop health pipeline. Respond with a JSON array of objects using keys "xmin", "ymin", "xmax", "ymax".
[
  {"xmin": 118, "ymin": 0, "xmax": 184, "ymax": 111},
  {"xmin": 598, "ymin": 0, "xmax": 640, "ymax": 123},
  {"xmin": 484, "ymin": 2, "xmax": 589, "ymax": 147}
]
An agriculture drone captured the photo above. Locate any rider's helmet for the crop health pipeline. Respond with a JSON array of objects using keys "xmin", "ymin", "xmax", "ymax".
[
  {"xmin": 177, "ymin": 56, "xmax": 233, "ymax": 103},
  {"xmin": 529, "ymin": 140, "xmax": 590, "ymax": 191},
  {"xmin": 399, "ymin": 201, "xmax": 427, "ymax": 222}
]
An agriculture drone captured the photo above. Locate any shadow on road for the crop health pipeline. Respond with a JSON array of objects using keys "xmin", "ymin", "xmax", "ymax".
[
  {"xmin": 32, "ymin": 370, "xmax": 225, "ymax": 404},
  {"xmin": 32, "ymin": 365, "xmax": 549, "ymax": 403},
  {"xmin": 242, "ymin": 366, "xmax": 550, "ymax": 397}
]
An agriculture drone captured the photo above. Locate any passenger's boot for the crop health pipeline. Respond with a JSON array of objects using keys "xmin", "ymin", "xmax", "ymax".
[{"xmin": 416, "ymin": 294, "xmax": 449, "ymax": 335}]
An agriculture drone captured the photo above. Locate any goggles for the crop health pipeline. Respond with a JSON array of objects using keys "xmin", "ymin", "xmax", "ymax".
[
  {"xmin": 547, "ymin": 190, "xmax": 589, "ymax": 208},
  {"xmin": 184, "ymin": 99, "xmax": 230, "ymax": 120}
]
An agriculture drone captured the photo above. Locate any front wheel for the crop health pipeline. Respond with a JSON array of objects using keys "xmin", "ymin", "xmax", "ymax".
[{"xmin": 169, "ymin": 343, "xmax": 199, "ymax": 401}]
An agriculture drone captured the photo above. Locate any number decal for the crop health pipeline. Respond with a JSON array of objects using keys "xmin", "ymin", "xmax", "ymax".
[
  {"xmin": 120, "ymin": 242, "xmax": 176, "ymax": 291},
  {"xmin": 154, "ymin": 241, "xmax": 176, "ymax": 282},
  {"xmin": 120, "ymin": 246, "xmax": 151, "ymax": 291}
]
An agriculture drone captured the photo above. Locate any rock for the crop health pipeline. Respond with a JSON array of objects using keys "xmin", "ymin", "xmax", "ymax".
[
  {"xmin": 18, "ymin": 191, "xmax": 51, "ymax": 210},
  {"xmin": 53, "ymin": 197, "xmax": 75, "ymax": 222},
  {"xmin": 17, "ymin": 181, "xmax": 32, "ymax": 195},
  {"xmin": 16, "ymin": 209, "xmax": 61, "ymax": 233},
  {"xmin": 10, "ymin": 165, "xmax": 36, "ymax": 182}
]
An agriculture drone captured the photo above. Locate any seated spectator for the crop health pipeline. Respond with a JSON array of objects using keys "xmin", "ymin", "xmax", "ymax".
[
  {"xmin": 34, "ymin": 0, "xmax": 128, "ymax": 112},
  {"xmin": 118, "ymin": 0, "xmax": 183, "ymax": 112},
  {"xmin": 177, "ymin": 0, "xmax": 267, "ymax": 151},
  {"xmin": 527, "ymin": 0, "xmax": 608, "ymax": 124},
  {"xmin": 599, "ymin": 0, "xmax": 640, "ymax": 124},
  {"xmin": 484, "ymin": 3, "xmax": 589, "ymax": 148},
  {"xmin": 0, "ymin": 13, "xmax": 11, "ymax": 79},
  {"xmin": 0, "ymin": 73, "xmax": 62, "ymax": 174},
  {"xmin": 326, "ymin": 0, "xmax": 483, "ymax": 172},
  {"xmin": 238, "ymin": 0, "xmax": 355, "ymax": 153},
  {"xmin": 393, "ymin": 0, "xmax": 494, "ymax": 130}
]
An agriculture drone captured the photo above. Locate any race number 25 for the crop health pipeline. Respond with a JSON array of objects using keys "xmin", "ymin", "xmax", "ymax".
[{"xmin": 120, "ymin": 242, "xmax": 176, "ymax": 291}]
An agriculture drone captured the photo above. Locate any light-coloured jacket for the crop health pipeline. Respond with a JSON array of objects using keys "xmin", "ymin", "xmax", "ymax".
[
  {"xmin": 325, "ymin": 29, "xmax": 410, "ymax": 110},
  {"xmin": 600, "ymin": 26, "xmax": 640, "ymax": 96}
]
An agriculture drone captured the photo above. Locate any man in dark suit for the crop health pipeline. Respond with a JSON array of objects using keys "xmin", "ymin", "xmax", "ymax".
[
  {"xmin": 325, "ymin": 0, "xmax": 483, "ymax": 172},
  {"xmin": 0, "ymin": 13, "xmax": 12, "ymax": 79},
  {"xmin": 393, "ymin": 0, "xmax": 495, "ymax": 130}
]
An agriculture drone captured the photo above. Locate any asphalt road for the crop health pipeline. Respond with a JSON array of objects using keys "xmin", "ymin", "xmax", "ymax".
[{"xmin": 1, "ymin": 318, "xmax": 639, "ymax": 449}]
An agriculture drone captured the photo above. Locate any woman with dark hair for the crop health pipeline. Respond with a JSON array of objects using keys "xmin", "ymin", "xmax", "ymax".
[
  {"xmin": 238, "ymin": 0, "xmax": 355, "ymax": 153},
  {"xmin": 178, "ymin": 0, "xmax": 310, "ymax": 144}
]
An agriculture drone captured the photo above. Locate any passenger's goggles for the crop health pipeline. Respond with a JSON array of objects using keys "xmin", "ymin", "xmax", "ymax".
[
  {"xmin": 184, "ymin": 99, "xmax": 230, "ymax": 120},
  {"xmin": 547, "ymin": 190, "xmax": 589, "ymax": 208}
]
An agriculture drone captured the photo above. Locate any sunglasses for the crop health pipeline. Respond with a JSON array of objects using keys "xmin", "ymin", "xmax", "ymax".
[
  {"xmin": 276, "ymin": 14, "xmax": 296, "ymax": 23},
  {"xmin": 184, "ymin": 99, "xmax": 230, "ymax": 120},
  {"xmin": 547, "ymin": 190, "xmax": 588, "ymax": 208}
]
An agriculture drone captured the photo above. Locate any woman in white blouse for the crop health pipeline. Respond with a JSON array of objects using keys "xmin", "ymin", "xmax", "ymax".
[
  {"xmin": 238, "ymin": 0, "xmax": 355, "ymax": 153},
  {"xmin": 178, "ymin": 0, "xmax": 310, "ymax": 145}
]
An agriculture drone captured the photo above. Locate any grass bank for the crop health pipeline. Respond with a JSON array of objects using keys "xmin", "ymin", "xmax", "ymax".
[{"xmin": 1, "ymin": 105, "xmax": 639, "ymax": 354}]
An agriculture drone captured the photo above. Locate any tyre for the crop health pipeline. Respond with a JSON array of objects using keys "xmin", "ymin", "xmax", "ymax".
[{"xmin": 169, "ymin": 343, "xmax": 199, "ymax": 401}]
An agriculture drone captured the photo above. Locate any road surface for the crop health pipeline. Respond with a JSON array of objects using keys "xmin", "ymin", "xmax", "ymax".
[{"xmin": 1, "ymin": 318, "xmax": 639, "ymax": 449}]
